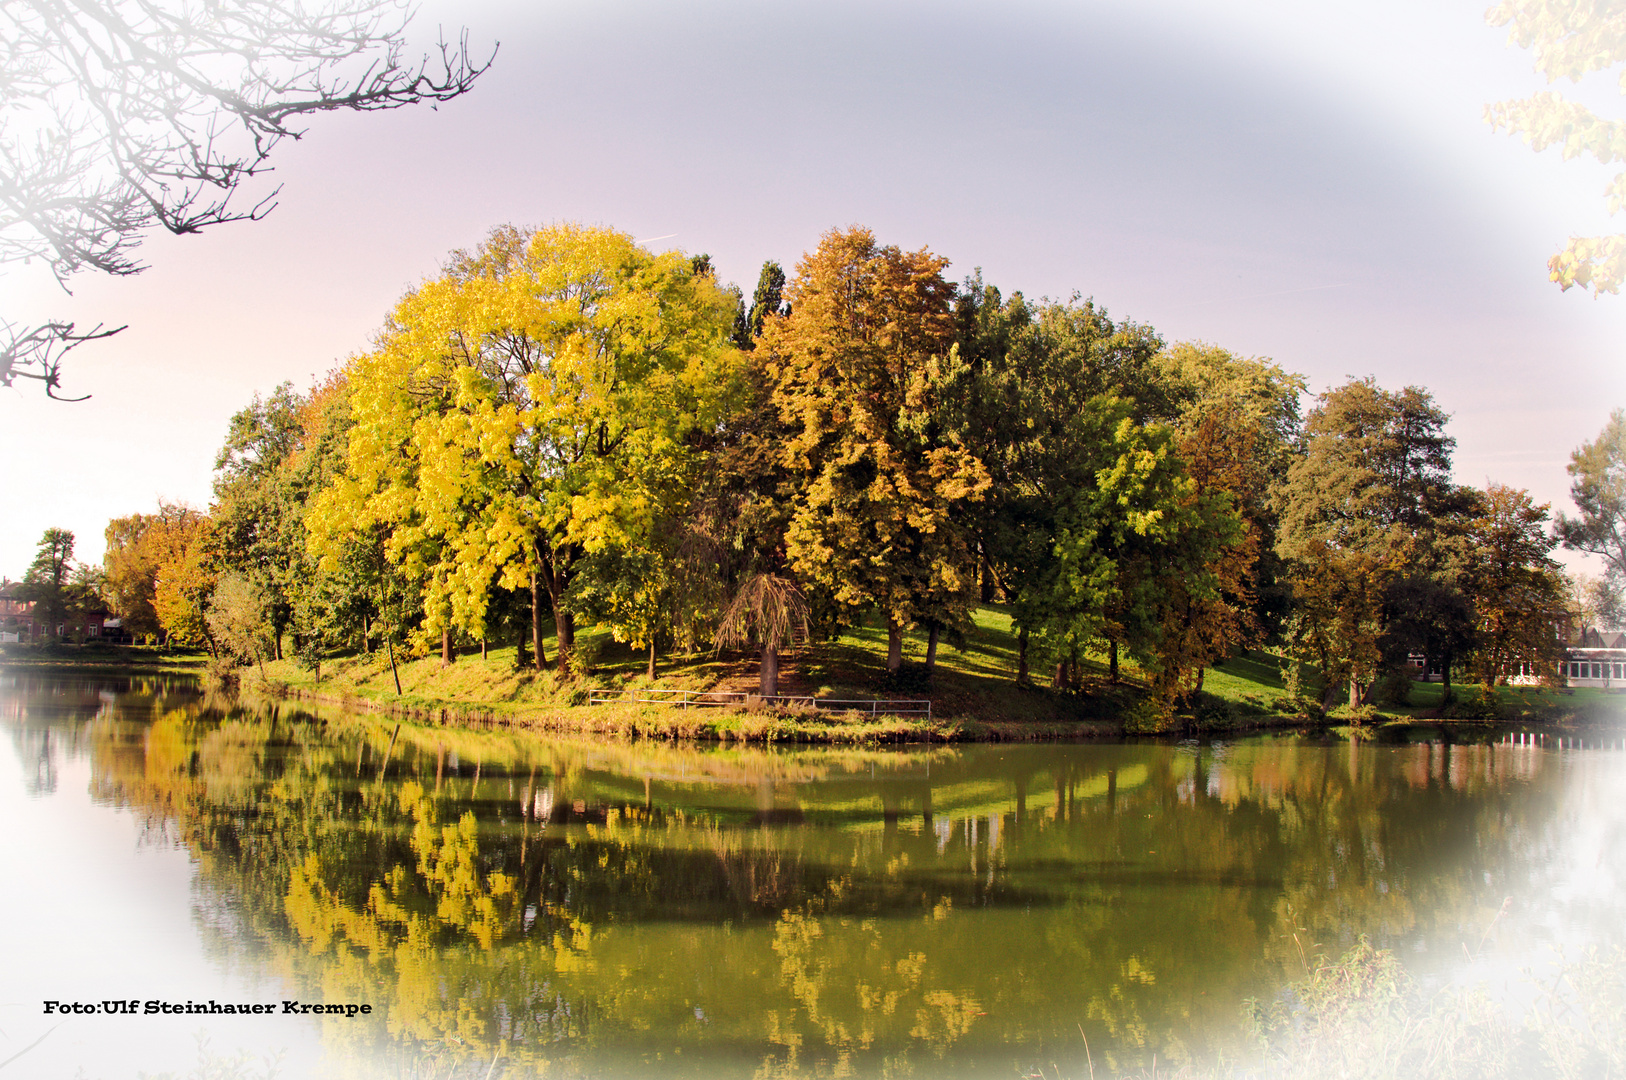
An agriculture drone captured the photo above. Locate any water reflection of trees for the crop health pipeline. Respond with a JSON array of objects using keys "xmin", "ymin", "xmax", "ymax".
[{"xmin": 8, "ymin": 678, "xmax": 1590, "ymax": 1079}]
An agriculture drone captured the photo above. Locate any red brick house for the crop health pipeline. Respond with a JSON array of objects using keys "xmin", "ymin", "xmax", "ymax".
[{"xmin": 0, "ymin": 580, "xmax": 113, "ymax": 643}]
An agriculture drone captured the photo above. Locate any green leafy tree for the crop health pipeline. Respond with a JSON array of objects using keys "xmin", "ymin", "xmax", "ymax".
[
  {"xmin": 747, "ymin": 260, "xmax": 788, "ymax": 342},
  {"xmin": 1486, "ymin": 0, "xmax": 1626, "ymax": 294},
  {"xmin": 951, "ymin": 280, "xmax": 1185, "ymax": 684},
  {"xmin": 761, "ymin": 226, "xmax": 989, "ymax": 673},
  {"xmin": 20, "ymin": 528, "xmax": 76, "ymax": 639},
  {"xmin": 1015, "ymin": 400, "xmax": 1207, "ymax": 694},
  {"xmin": 211, "ymin": 382, "xmax": 311, "ymax": 659},
  {"xmin": 1556, "ymin": 408, "xmax": 1626, "ymax": 616},
  {"xmin": 690, "ymin": 337, "xmax": 812, "ymax": 692}
]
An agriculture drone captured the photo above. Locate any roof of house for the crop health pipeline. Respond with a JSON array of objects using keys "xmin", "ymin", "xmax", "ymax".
[{"xmin": 1574, "ymin": 627, "xmax": 1626, "ymax": 650}]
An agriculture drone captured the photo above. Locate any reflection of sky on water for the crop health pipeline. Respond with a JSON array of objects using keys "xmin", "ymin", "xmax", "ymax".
[
  {"xmin": 0, "ymin": 702, "xmax": 323, "ymax": 1079},
  {"xmin": 2, "ymin": 675, "xmax": 1625, "ymax": 1079}
]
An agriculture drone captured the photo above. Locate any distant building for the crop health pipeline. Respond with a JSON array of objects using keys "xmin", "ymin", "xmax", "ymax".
[
  {"xmin": 1403, "ymin": 621, "xmax": 1622, "ymax": 690},
  {"xmin": 0, "ymin": 580, "xmax": 114, "ymax": 643},
  {"xmin": 1565, "ymin": 627, "xmax": 1626, "ymax": 690},
  {"xmin": 0, "ymin": 581, "xmax": 33, "ymax": 643}
]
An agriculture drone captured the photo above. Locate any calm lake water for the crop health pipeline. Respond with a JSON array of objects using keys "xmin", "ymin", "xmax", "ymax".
[{"xmin": 2, "ymin": 672, "xmax": 1624, "ymax": 1080}]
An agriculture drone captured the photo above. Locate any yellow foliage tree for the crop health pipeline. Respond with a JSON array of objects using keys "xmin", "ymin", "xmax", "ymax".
[
  {"xmin": 760, "ymin": 226, "xmax": 989, "ymax": 673},
  {"xmin": 312, "ymin": 224, "xmax": 741, "ymax": 674},
  {"xmin": 149, "ymin": 507, "xmax": 215, "ymax": 652},
  {"xmin": 1486, "ymin": 0, "xmax": 1626, "ymax": 294}
]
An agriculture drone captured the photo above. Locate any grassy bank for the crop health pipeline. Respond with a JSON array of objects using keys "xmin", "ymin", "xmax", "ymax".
[
  {"xmin": 226, "ymin": 603, "xmax": 1624, "ymax": 741},
  {"xmin": 5, "ymin": 607, "xmax": 1616, "ymax": 740}
]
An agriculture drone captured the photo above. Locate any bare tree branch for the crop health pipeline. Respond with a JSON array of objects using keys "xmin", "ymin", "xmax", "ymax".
[
  {"xmin": 1, "ymin": 0, "xmax": 496, "ymax": 396},
  {"xmin": 0, "ymin": 318, "xmax": 124, "ymax": 399}
]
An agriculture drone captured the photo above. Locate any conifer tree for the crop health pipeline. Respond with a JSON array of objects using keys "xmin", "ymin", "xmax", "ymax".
[{"xmin": 1275, "ymin": 378, "xmax": 1466, "ymax": 708}]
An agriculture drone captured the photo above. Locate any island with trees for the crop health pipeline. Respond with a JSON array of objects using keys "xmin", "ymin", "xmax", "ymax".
[{"xmin": 3, "ymin": 223, "xmax": 1622, "ymax": 739}]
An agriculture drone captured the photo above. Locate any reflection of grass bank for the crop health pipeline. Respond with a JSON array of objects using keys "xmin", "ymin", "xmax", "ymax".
[
  {"xmin": 0, "ymin": 641, "xmax": 206, "ymax": 674},
  {"xmin": 1098, "ymin": 940, "xmax": 1626, "ymax": 1080}
]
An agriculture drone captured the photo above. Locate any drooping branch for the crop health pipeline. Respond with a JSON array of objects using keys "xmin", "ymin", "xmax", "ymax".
[
  {"xmin": 715, "ymin": 573, "xmax": 810, "ymax": 653},
  {"xmin": 0, "ymin": 319, "xmax": 124, "ymax": 399}
]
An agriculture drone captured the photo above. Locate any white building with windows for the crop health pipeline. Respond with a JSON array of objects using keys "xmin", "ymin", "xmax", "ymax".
[{"xmin": 1565, "ymin": 628, "xmax": 1626, "ymax": 690}]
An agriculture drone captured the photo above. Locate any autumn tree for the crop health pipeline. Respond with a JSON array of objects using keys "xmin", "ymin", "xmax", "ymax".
[
  {"xmin": 1157, "ymin": 343, "xmax": 1305, "ymax": 635},
  {"xmin": 714, "ymin": 573, "xmax": 811, "ymax": 696},
  {"xmin": 317, "ymin": 223, "xmax": 741, "ymax": 676},
  {"xmin": 2, "ymin": 0, "xmax": 492, "ymax": 397},
  {"xmin": 1133, "ymin": 405, "xmax": 1262, "ymax": 704},
  {"xmin": 1462, "ymin": 484, "xmax": 1569, "ymax": 685},
  {"xmin": 207, "ymin": 572, "xmax": 274, "ymax": 678},
  {"xmin": 1486, "ymin": 0, "xmax": 1626, "ymax": 293},
  {"xmin": 761, "ymin": 227, "xmax": 989, "ymax": 674},
  {"xmin": 103, "ymin": 500, "xmax": 208, "ymax": 642},
  {"xmin": 151, "ymin": 511, "xmax": 216, "ymax": 652},
  {"xmin": 1275, "ymin": 379, "xmax": 1465, "ymax": 709},
  {"xmin": 104, "ymin": 515, "xmax": 161, "ymax": 641}
]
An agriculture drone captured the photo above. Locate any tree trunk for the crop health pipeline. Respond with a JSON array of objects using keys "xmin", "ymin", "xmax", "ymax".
[
  {"xmin": 481, "ymin": 638, "xmax": 487, "ymax": 660},
  {"xmin": 555, "ymin": 610, "xmax": 575, "ymax": 677},
  {"xmin": 886, "ymin": 617, "xmax": 903, "ymax": 673},
  {"xmin": 1349, "ymin": 673, "xmax": 1361, "ymax": 709},
  {"xmin": 275, "ymin": 631, "xmax": 283, "ymax": 661},
  {"xmin": 386, "ymin": 634, "xmax": 402, "ymax": 695},
  {"xmin": 1108, "ymin": 639, "xmax": 1119, "ymax": 683},
  {"xmin": 761, "ymin": 643, "xmax": 780, "ymax": 697},
  {"xmin": 1017, "ymin": 628, "xmax": 1029, "ymax": 684},
  {"xmin": 979, "ymin": 539, "xmax": 994, "ymax": 603},
  {"xmin": 1442, "ymin": 659, "xmax": 1453, "ymax": 701},
  {"xmin": 441, "ymin": 626, "xmax": 454, "ymax": 667},
  {"xmin": 925, "ymin": 622, "xmax": 940, "ymax": 675},
  {"xmin": 529, "ymin": 572, "xmax": 547, "ymax": 671},
  {"xmin": 538, "ymin": 542, "xmax": 572, "ymax": 677},
  {"xmin": 647, "ymin": 640, "xmax": 657, "ymax": 680}
]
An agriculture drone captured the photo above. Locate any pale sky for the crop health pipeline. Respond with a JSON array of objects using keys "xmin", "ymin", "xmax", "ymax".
[{"xmin": 3, "ymin": 0, "xmax": 1623, "ymax": 579}]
